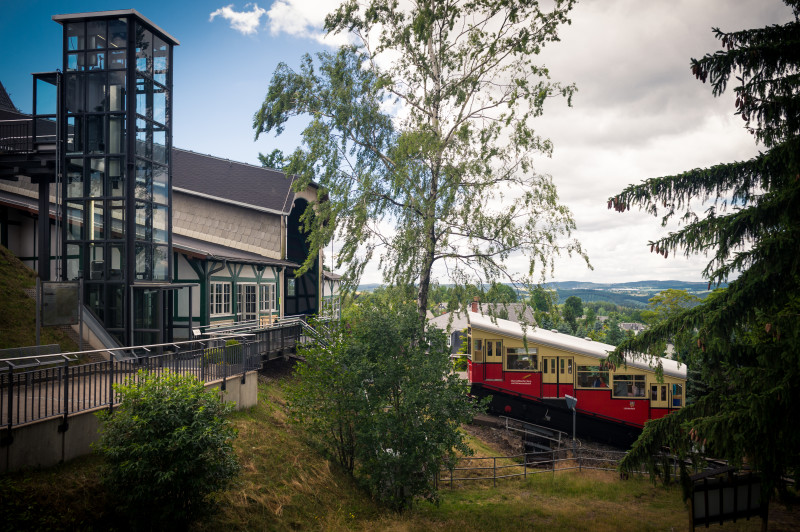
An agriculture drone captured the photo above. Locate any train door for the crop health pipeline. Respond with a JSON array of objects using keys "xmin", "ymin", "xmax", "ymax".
[
  {"xmin": 650, "ymin": 383, "xmax": 669, "ymax": 409},
  {"xmin": 542, "ymin": 356, "xmax": 573, "ymax": 397},
  {"xmin": 472, "ymin": 338, "xmax": 485, "ymax": 382}
]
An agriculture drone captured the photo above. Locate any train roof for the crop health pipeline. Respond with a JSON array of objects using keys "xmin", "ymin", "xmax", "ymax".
[{"xmin": 468, "ymin": 311, "xmax": 686, "ymax": 380}]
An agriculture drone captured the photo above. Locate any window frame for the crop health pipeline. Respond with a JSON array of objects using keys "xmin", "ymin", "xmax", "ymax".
[
  {"xmin": 612, "ymin": 374, "xmax": 646, "ymax": 398},
  {"xmin": 259, "ymin": 283, "xmax": 277, "ymax": 313},
  {"xmin": 210, "ymin": 281, "xmax": 231, "ymax": 317},
  {"xmin": 505, "ymin": 347, "xmax": 538, "ymax": 372},
  {"xmin": 576, "ymin": 365, "xmax": 609, "ymax": 389}
]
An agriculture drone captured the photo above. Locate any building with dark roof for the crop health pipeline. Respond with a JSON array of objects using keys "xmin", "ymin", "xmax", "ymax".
[{"xmin": 0, "ymin": 10, "xmax": 339, "ymax": 347}]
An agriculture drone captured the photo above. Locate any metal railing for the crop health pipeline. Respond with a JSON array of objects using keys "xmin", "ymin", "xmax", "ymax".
[
  {"xmin": 439, "ymin": 446, "xmax": 651, "ymax": 488},
  {"xmin": 0, "ymin": 119, "xmax": 33, "ymax": 153},
  {"xmin": 0, "ymin": 321, "xmax": 303, "ymax": 434}
]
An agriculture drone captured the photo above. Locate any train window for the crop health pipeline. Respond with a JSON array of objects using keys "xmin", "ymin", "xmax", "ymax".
[
  {"xmin": 505, "ymin": 347, "xmax": 538, "ymax": 371},
  {"xmin": 651, "ymin": 385, "xmax": 658, "ymax": 401},
  {"xmin": 576, "ymin": 366, "xmax": 609, "ymax": 388},
  {"xmin": 487, "ymin": 341, "xmax": 493, "ymax": 358},
  {"xmin": 567, "ymin": 359, "xmax": 572, "ymax": 374},
  {"xmin": 550, "ymin": 358, "xmax": 556, "ymax": 374},
  {"xmin": 661, "ymin": 385, "xmax": 667, "ymax": 401},
  {"xmin": 560, "ymin": 359, "xmax": 564, "ymax": 374},
  {"xmin": 672, "ymin": 384, "xmax": 683, "ymax": 407},
  {"xmin": 613, "ymin": 375, "xmax": 646, "ymax": 398}
]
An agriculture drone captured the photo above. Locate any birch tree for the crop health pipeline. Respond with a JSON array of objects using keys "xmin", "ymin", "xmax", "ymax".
[{"xmin": 254, "ymin": 0, "xmax": 588, "ymax": 322}]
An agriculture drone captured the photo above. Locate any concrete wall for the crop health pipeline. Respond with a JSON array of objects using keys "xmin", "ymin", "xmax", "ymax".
[{"xmin": 0, "ymin": 370, "xmax": 259, "ymax": 474}]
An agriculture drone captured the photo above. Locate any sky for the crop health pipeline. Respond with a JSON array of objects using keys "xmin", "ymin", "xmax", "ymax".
[{"xmin": 0, "ymin": 0, "xmax": 792, "ymax": 285}]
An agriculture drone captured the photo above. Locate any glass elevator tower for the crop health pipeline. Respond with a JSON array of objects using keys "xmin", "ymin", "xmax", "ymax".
[{"xmin": 54, "ymin": 10, "xmax": 179, "ymax": 345}]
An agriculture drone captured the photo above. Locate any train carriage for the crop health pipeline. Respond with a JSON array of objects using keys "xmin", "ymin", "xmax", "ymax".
[{"xmin": 467, "ymin": 311, "xmax": 686, "ymax": 447}]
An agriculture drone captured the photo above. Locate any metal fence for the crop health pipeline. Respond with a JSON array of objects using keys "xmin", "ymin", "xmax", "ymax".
[
  {"xmin": 0, "ymin": 321, "xmax": 302, "ymax": 433},
  {"xmin": 439, "ymin": 446, "xmax": 663, "ymax": 488}
]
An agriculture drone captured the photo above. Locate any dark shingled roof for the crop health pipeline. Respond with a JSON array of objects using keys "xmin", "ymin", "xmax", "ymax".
[
  {"xmin": 172, "ymin": 147, "xmax": 312, "ymax": 214},
  {"xmin": 0, "ymin": 81, "xmax": 17, "ymax": 112}
]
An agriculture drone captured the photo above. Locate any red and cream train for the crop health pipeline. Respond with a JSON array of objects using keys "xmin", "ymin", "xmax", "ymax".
[{"xmin": 466, "ymin": 311, "xmax": 686, "ymax": 447}]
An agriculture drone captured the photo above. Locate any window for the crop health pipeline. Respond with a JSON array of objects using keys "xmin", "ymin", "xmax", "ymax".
[
  {"xmin": 287, "ymin": 278, "xmax": 296, "ymax": 297},
  {"xmin": 487, "ymin": 341, "xmax": 493, "ymax": 358},
  {"xmin": 672, "ymin": 383, "xmax": 683, "ymax": 407},
  {"xmin": 613, "ymin": 374, "xmax": 646, "ymax": 398},
  {"xmin": 577, "ymin": 365, "xmax": 609, "ymax": 388},
  {"xmin": 210, "ymin": 282, "xmax": 231, "ymax": 316},
  {"xmin": 486, "ymin": 340, "xmax": 502, "ymax": 360},
  {"xmin": 260, "ymin": 283, "xmax": 276, "ymax": 313},
  {"xmin": 505, "ymin": 347, "xmax": 537, "ymax": 371}
]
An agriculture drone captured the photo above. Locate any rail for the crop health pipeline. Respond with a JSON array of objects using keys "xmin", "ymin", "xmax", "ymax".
[
  {"xmin": 0, "ymin": 119, "xmax": 33, "ymax": 153},
  {"xmin": 0, "ymin": 321, "xmax": 303, "ymax": 434},
  {"xmin": 439, "ymin": 447, "xmax": 664, "ymax": 488}
]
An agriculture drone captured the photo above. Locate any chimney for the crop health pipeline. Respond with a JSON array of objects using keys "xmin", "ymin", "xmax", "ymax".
[{"xmin": 471, "ymin": 297, "xmax": 479, "ymax": 313}]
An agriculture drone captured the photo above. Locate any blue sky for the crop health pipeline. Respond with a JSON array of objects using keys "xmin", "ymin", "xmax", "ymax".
[{"xmin": 0, "ymin": 1, "xmax": 792, "ymax": 285}]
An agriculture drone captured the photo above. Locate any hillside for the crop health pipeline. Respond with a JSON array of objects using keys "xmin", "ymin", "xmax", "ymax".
[
  {"xmin": 0, "ymin": 371, "xmax": 748, "ymax": 531},
  {"xmin": 0, "ymin": 245, "xmax": 79, "ymax": 350}
]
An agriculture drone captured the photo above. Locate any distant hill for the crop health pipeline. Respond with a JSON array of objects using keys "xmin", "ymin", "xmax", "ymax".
[{"xmin": 356, "ymin": 280, "xmax": 724, "ymax": 308}]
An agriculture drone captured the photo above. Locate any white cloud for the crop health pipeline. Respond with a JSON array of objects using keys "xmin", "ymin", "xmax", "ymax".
[
  {"xmin": 209, "ymin": 3, "xmax": 268, "ymax": 35},
  {"xmin": 265, "ymin": 0, "xmax": 352, "ymax": 46}
]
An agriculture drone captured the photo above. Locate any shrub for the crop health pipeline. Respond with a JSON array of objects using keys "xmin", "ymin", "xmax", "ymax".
[{"xmin": 94, "ymin": 370, "xmax": 240, "ymax": 527}]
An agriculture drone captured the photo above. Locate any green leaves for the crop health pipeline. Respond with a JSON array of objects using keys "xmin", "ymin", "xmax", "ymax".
[
  {"xmin": 254, "ymin": 0, "xmax": 587, "ymax": 319},
  {"xmin": 289, "ymin": 295, "xmax": 484, "ymax": 509},
  {"xmin": 611, "ymin": 2, "xmax": 800, "ymax": 497},
  {"xmin": 94, "ymin": 371, "xmax": 239, "ymax": 527}
]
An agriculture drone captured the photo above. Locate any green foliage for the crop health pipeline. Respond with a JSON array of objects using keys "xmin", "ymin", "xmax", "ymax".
[
  {"xmin": 612, "ymin": 1, "xmax": 800, "ymax": 496},
  {"xmin": 94, "ymin": 370, "xmax": 240, "ymax": 527},
  {"xmin": 562, "ymin": 295, "xmax": 583, "ymax": 331},
  {"xmin": 484, "ymin": 282, "xmax": 518, "ymax": 304},
  {"xmin": 254, "ymin": 0, "xmax": 588, "ymax": 321},
  {"xmin": 289, "ymin": 294, "xmax": 484, "ymax": 510}
]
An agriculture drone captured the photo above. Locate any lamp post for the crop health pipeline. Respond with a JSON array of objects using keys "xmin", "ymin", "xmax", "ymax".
[{"xmin": 565, "ymin": 394, "xmax": 577, "ymax": 448}]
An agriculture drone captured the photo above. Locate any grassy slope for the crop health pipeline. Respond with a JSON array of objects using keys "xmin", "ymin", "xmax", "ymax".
[
  {"xmin": 0, "ymin": 244, "xmax": 78, "ymax": 350},
  {"xmin": 4, "ymin": 375, "xmax": 796, "ymax": 531}
]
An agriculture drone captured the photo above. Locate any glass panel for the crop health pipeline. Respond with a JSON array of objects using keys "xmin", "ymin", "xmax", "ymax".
[
  {"xmin": 66, "ymin": 202, "xmax": 84, "ymax": 240},
  {"xmin": 109, "ymin": 49, "xmax": 126, "ymax": 69},
  {"xmin": 108, "ymin": 71, "xmax": 126, "ymax": 111},
  {"xmin": 86, "ymin": 51, "xmax": 105, "ymax": 70},
  {"xmin": 576, "ymin": 365, "xmax": 609, "ymax": 388},
  {"xmin": 109, "ymin": 201, "xmax": 125, "ymax": 240},
  {"xmin": 135, "ymin": 242, "xmax": 151, "ymax": 279},
  {"xmin": 107, "ymin": 284, "xmax": 124, "ymax": 327},
  {"xmin": 66, "ymin": 116, "xmax": 83, "ymax": 153},
  {"xmin": 153, "ymin": 128, "xmax": 166, "ymax": 164},
  {"xmin": 135, "ymin": 201, "xmax": 150, "ymax": 240},
  {"xmin": 108, "ymin": 18, "xmax": 127, "ymax": 48},
  {"xmin": 89, "ymin": 243, "xmax": 104, "ymax": 280},
  {"xmin": 135, "ymin": 118, "xmax": 152, "ymax": 158},
  {"xmin": 66, "ymin": 22, "xmax": 85, "ymax": 51},
  {"xmin": 66, "ymin": 53, "xmax": 83, "ymax": 71},
  {"xmin": 108, "ymin": 157, "xmax": 124, "ymax": 197},
  {"xmin": 87, "ymin": 20, "xmax": 106, "ymax": 49},
  {"xmin": 89, "ymin": 158, "xmax": 104, "ymax": 197},
  {"xmin": 152, "ymin": 204, "xmax": 168, "ymax": 244},
  {"xmin": 153, "ymin": 35, "xmax": 168, "ymax": 85},
  {"xmin": 88, "ymin": 200, "xmax": 105, "ymax": 240},
  {"xmin": 87, "ymin": 283, "xmax": 105, "ymax": 321},
  {"xmin": 136, "ymin": 77, "xmax": 152, "ymax": 119},
  {"xmin": 108, "ymin": 115, "xmax": 125, "ymax": 154},
  {"xmin": 86, "ymin": 72, "xmax": 107, "ymax": 112},
  {"xmin": 153, "ymin": 86, "xmax": 166, "ymax": 124},
  {"xmin": 135, "ymin": 25, "xmax": 153, "ymax": 74},
  {"xmin": 66, "ymin": 159, "xmax": 84, "ymax": 197},
  {"xmin": 152, "ymin": 164, "xmax": 168, "ymax": 203},
  {"xmin": 65, "ymin": 74, "xmax": 84, "ymax": 113},
  {"xmin": 66, "ymin": 243, "xmax": 81, "ymax": 280},
  {"xmin": 153, "ymin": 245, "xmax": 168, "ymax": 280},
  {"xmin": 86, "ymin": 115, "xmax": 105, "ymax": 153},
  {"xmin": 135, "ymin": 160, "xmax": 152, "ymax": 201},
  {"xmin": 108, "ymin": 245, "xmax": 123, "ymax": 279}
]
